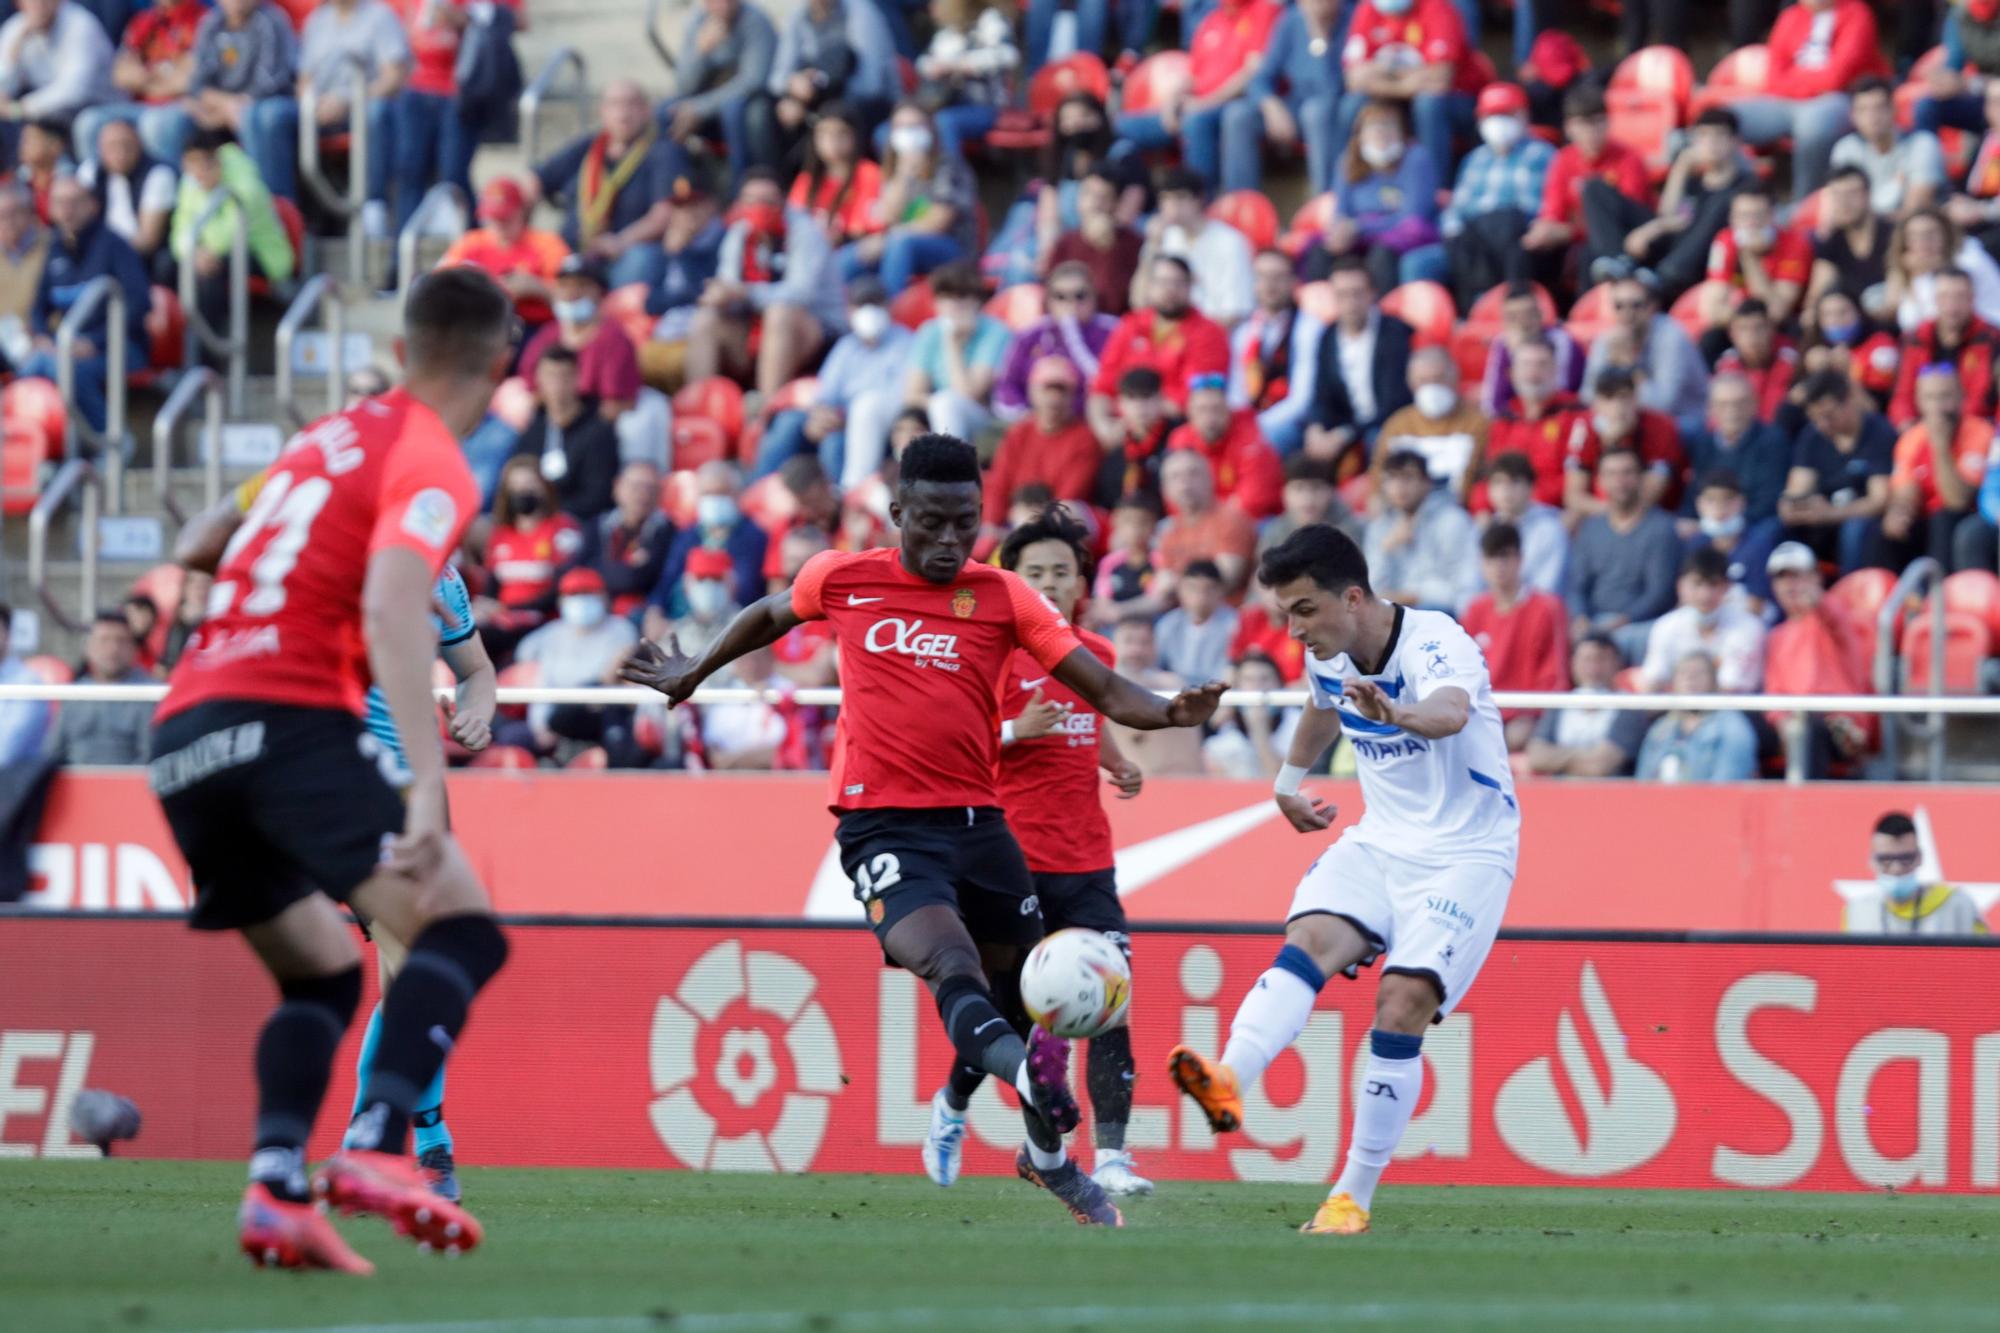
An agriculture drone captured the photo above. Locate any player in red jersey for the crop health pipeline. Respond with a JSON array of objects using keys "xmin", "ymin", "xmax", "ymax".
[
  {"xmin": 920, "ymin": 504, "xmax": 1156, "ymax": 1199},
  {"xmin": 146, "ymin": 270, "xmax": 517, "ymax": 1274},
  {"xmin": 622, "ymin": 435, "xmax": 1223, "ymax": 1227}
]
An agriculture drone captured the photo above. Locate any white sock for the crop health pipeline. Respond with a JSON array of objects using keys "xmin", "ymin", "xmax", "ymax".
[
  {"xmin": 1331, "ymin": 1030, "xmax": 1424, "ymax": 1211},
  {"xmin": 1219, "ymin": 946, "xmax": 1326, "ymax": 1088},
  {"xmin": 1026, "ymin": 1138, "xmax": 1066, "ymax": 1171}
]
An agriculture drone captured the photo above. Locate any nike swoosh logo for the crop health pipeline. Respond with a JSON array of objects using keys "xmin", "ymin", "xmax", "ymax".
[
  {"xmin": 847, "ymin": 594, "xmax": 884, "ymax": 605},
  {"xmin": 973, "ymin": 1017, "xmax": 1007, "ymax": 1036},
  {"xmin": 1020, "ymin": 677, "xmax": 1048, "ymax": 691}
]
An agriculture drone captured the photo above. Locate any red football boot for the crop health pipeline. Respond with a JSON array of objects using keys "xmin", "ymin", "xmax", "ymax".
[
  {"xmin": 312, "ymin": 1149, "xmax": 485, "ymax": 1255},
  {"xmin": 238, "ymin": 1183, "xmax": 375, "ymax": 1275}
]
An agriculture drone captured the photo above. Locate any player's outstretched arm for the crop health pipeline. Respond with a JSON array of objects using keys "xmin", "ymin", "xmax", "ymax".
[
  {"xmin": 1347, "ymin": 679, "xmax": 1471, "ymax": 739},
  {"xmin": 619, "ymin": 590, "xmax": 803, "ymax": 706},
  {"xmin": 1274, "ymin": 703, "xmax": 1342, "ymax": 832},
  {"xmin": 365, "ymin": 547, "xmax": 449, "ymax": 841},
  {"xmin": 441, "ymin": 632, "xmax": 497, "ymax": 753},
  {"xmin": 1051, "ymin": 646, "xmax": 1226, "ymax": 731}
]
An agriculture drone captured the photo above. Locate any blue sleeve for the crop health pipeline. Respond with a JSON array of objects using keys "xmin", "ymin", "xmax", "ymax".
[
  {"xmin": 1945, "ymin": 7, "xmax": 1966, "ymax": 68},
  {"xmin": 1980, "ymin": 448, "xmax": 2000, "ymax": 525},
  {"xmin": 435, "ymin": 565, "xmax": 476, "ymax": 646},
  {"xmin": 1248, "ymin": 13, "xmax": 1289, "ymax": 100},
  {"xmin": 1405, "ymin": 145, "xmax": 1440, "ymax": 221}
]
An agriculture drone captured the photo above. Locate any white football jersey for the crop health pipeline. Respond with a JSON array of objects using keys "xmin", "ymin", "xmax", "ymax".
[{"xmin": 1303, "ymin": 606, "xmax": 1520, "ymax": 871}]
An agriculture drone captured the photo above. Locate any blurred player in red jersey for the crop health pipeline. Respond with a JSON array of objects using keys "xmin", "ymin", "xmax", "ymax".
[
  {"xmin": 146, "ymin": 270, "xmax": 517, "ymax": 1275},
  {"xmin": 921, "ymin": 505, "xmax": 1154, "ymax": 1198},
  {"xmin": 622, "ymin": 435, "xmax": 1223, "ymax": 1226}
]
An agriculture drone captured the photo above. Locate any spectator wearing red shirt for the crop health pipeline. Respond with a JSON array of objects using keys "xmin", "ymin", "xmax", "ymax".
[
  {"xmin": 1154, "ymin": 448, "xmax": 1258, "ymax": 592},
  {"xmin": 1087, "ymin": 254, "xmax": 1230, "ymax": 443},
  {"xmin": 520, "ymin": 255, "xmax": 643, "ymax": 423},
  {"xmin": 1714, "ymin": 300, "xmax": 1803, "ymax": 427},
  {"xmin": 439, "ymin": 177, "xmax": 572, "ymax": 329},
  {"xmin": 1334, "ymin": 0, "xmax": 1482, "ymax": 199},
  {"xmin": 1228, "ymin": 596, "xmax": 1306, "ymax": 681},
  {"xmin": 983, "ymin": 356, "xmax": 1102, "ymax": 534},
  {"xmin": 388, "ymin": 0, "xmax": 492, "ymax": 234},
  {"xmin": 477, "ymin": 456, "xmax": 586, "ymax": 658},
  {"xmin": 1526, "ymin": 85, "xmax": 1652, "ymax": 286},
  {"xmin": 786, "ymin": 102, "xmax": 884, "ymax": 247},
  {"xmin": 1878, "ymin": 363, "xmax": 1994, "ymax": 570},
  {"xmin": 1166, "ymin": 373, "xmax": 1284, "ymax": 518},
  {"xmin": 1112, "ymin": 0, "xmax": 1281, "ymax": 193},
  {"xmin": 1568, "ymin": 367, "xmax": 1688, "ymax": 517},
  {"xmin": 71, "ymin": 0, "xmax": 208, "ymax": 163},
  {"xmin": 1886, "ymin": 268, "xmax": 2000, "ymax": 427},
  {"xmin": 1704, "ymin": 189, "xmax": 1811, "ymax": 334},
  {"xmin": 1728, "ymin": 0, "xmax": 1889, "ymax": 199},
  {"xmin": 1461, "ymin": 520, "xmax": 1569, "ymax": 751},
  {"xmin": 1763, "ymin": 541, "xmax": 1875, "ymax": 775},
  {"xmin": 1477, "ymin": 335, "xmax": 1591, "ymax": 511}
]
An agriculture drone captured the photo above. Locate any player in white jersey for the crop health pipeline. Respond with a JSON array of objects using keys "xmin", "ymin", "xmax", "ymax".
[{"xmin": 1169, "ymin": 523, "xmax": 1518, "ymax": 1236}]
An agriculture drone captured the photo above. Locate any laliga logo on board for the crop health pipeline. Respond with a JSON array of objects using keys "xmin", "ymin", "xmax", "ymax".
[
  {"xmin": 1494, "ymin": 962, "xmax": 1676, "ymax": 1176},
  {"xmin": 649, "ymin": 940, "xmax": 844, "ymax": 1172}
]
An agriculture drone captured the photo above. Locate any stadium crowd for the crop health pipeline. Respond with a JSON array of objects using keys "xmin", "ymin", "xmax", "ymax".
[{"xmin": 5, "ymin": 0, "xmax": 2000, "ymax": 780}]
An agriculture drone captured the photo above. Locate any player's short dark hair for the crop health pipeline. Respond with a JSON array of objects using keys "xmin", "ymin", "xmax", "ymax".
[
  {"xmin": 1693, "ymin": 106, "xmax": 1740, "ymax": 135},
  {"xmin": 1488, "ymin": 450, "xmax": 1537, "ymax": 484},
  {"xmin": 404, "ymin": 267, "xmax": 514, "ymax": 378},
  {"xmin": 929, "ymin": 259, "xmax": 986, "ymax": 302},
  {"xmin": 1283, "ymin": 453, "xmax": 1337, "ymax": 485},
  {"xmin": 1874, "ymin": 811, "xmax": 1917, "ymax": 838},
  {"xmin": 1682, "ymin": 546, "xmax": 1732, "ymax": 582},
  {"xmin": 1480, "ymin": 522, "xmax": 1522, "ymax": 558},
  {"xmin": 999, "ymin": 502, "xmax": 1095, "ymax": 582},
  {"xmin": 1182, "ymin": 558, "xmax": 1223, "ymax": 583},
  {"xmin": 1698, "ymin": 467, "xmax": 1743, "ymax": 496},
  {"xmin": 899, "ymin": 433, "xmax": 981, "ymax": 488},
  {"xmin": 1826, "ymin": 164, "xmax": 1871, "ymax": 192},
  {"xmin": 1849, "ymin": 75, "xmax": 1893, "ymax": 102},
  {"xmin": 1801, "ymin": 369, "xmax": 1852, "ymax": 406},
  {"xmin": 1258, "ymin": 523, "xmax": 1372, "ymax": 597},
  {"xmin": 1117, "ymin": 367, "xmax": 1163, "ymax": 398}
]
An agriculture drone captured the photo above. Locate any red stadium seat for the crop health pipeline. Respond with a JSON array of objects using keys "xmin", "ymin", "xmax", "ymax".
[
  {"xmin": 1670, "ymin": 281, "xmax": 1738, "ymax": 340},
  {"xmin": 565, "ymin": 746, "xmax": 610, "ymax": 769},
  {"xmin": 661, "ymin": 467, "xmax": 700, "ymax": 525},
  {"xmin": 1209, "ymin": 191, "xmax": 1278, "ymax": 252},
  {"xmin": 1943, "ymin": 569, "xmax": 2000, "ymax": 643},
  {"xmin": 469, "ymin": 744, "xmax": 540, "ymax": 770},
  {"xmin": 740, "ymin": 473, "xmax": 798, "ymax": 535},
  {"xmin": 1899, "ymin": 611, "xmax": 1991, "ymax": 693},
  {"xmin": 671, "ymin": 415, "xmax": 730, "ymax": 471},
  {"xmin": 1120, "ymin": 52, "xmax": 1191, "ymax": 116},
  {"xmin": 1606, "ymin": 87, "xmax": 1682, "ymax": 183},
  {"xmin": 739, "ymin": 376, "xmax": 819, "ymax": 465},
  {"xmin": 1608, "ymin": 45, "xmax": 1695, "ymax": 114},
  {"xmin": 1466, "ymin": 282, "xmax": 1556, "ymax": 326},
  {"xmin": 1792, "ymin": 189, "xmax": 1826, "ymax": 234},
  {"xmin": 494, "ymin": 662, "xmax": 540, "ymax": 722},
  {"xmin": 890, "ymin": 279, "xmax": 936, "ymax": 330},
  {"xmin": 145, "ymin": 285, "xmax": 187, "ymax": 376},
  {"xmin": 1381, "ymin": 281, "xmax": 1456, "ymax": 348},
  {"xmin": 673, "ymin": 376, "xmax": 746, "ymax": 446},
  {"xmin": 986, "ymin": 55, "xmax": 1112, "ymax": 152},
  {"xmin": 2, "ymin": 423, "xmax": 49, "ymax": 517},
  {"xmin": 984, "ymin": 282, "xmax": 1046, "ymax": 330},
  {"xmin": 1280, "ymin": 193, "xmax": 1335, "ymax": 259},
  {"xmin": 1297, "ymin": 280, "xmax": 1337, "ymax": 325},
  {"xmin": 1566, "ymin": 283, "xmax": 1617, "ymax": 349},
  {"xmin": 252, "ymin": 198, "xmax": 307, "ymax": 300},
  {"xmin": 273, "ymin": 0, "xmax": 316, "ymax": 32},
  {"xmin": 1826, "ymin": 566, "xmax": 1900, "ymax": 668},
  {"xmin": 23, "ymin": 654, "xmax": 72, "ymax": 685},
  {"xmin": 1691, "ymin": 44, "xmax": 1772, "ymax": 119},
  {"xmin": 1894, "ymin": 48, "xmax": 1962, "ymax": 131},
  {"xmin": 602, "ymin": 283, "xmax": 655, "ymax": 347},
  {"xmin": 490, "ymin": 375, "xmax": 536, "ymax": 432},
  {"xmin": 4, "ymin": 376, "xmax": 68, "ymax": 461}
]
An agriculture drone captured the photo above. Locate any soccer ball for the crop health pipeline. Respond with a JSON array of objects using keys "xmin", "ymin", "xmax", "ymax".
[{"xmin": 1021, "ymin": 929, "xmax": 1131, "ymax": 1039}]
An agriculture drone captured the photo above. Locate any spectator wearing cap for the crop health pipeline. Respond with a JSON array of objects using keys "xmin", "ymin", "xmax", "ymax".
[
  {"xmin": 1782, "ymin": 370, "xmax": 1897, "ymax": 571},
  {"xmin": 753, "ymin": 0, "xmax": 899, "ymax": 169},
  {"xmin": 1477, "ymin": 335, "xmax": 1589, "ymax": 512},
  {"xmin": 1634, "ymin": 651, "xmax": 1760, "ymax": 782},
  {"xmin": 1587, "ymin": 108, "xmax": 1753, "ymax": 301},
  {"xmin": 1830, "ymin": 77, "xmax": 1945, "ymax": 223},
  {"xmin": 521, "ymin": 255, "xmax": 642, "ymax": 423},
  {"xmin": 1236, "ymin": 0, "xmax": 1342, "ymax": 194},
  {"xmin": 170, "ymin": 129, "xmax": 294, "ymax": 337},
  {"xmin": 20, "ymin": 175, "xmax": 148, "ymax": 431},
  {"xmin": 582, "ymin": 461, "xmax": 671, "ymax": 620},
  {"xmin": 439, "ymin": 177, "xmax": 571, "ymax": 332},
  {"xmin": 1567, "ymin": 445, "xmax": 1683, "ymax": 662},
  {"xmin": 69, "ymin": 0, "xmax": 205, "ymax": 166},
  {"xmin": 904, "ymin": 259, "xmax": 1009, "ymax": 448},
  {"xmin": 1373, "ymin": 346, "xmax": 1488, "ymax": 503},
  {"xmin": 1087, "ymin": 254, "xmax": 1231, "ymax": 444},
  {"xmin": 1442, "ymin": 83, "xmax": 1556, "ymax": 309},
  {"xmin": 1639, "ymin": 546, "xmax": 1768, "ymax": 693},
  {"xmin": 1154, "ymin": 558, "xmax": 1239, "ymax": 685},
  {"xmin": 1462, "ymin": 521, "xmax": 1569, "ymax": 751},
  {"xmin": 838, "ymin": 102, "xmax": 977, "ymax": 295},
  {"xmin": 513, "ymin": 343, "xmax": 623, "ymax": 524},
  {"xmin": 0, "ymin": 183, "xmax": 48, "ymax": 345},
  {"xmin": 1581, "ymin": 275, "xmax": 1709, "ymax": 432},
  {"xmin": 1877, "ymin": 362, "xmax": 1994, "ymax": 570},
  {"xmin": 1522, "ymin": 85, "xmax": 1652, "ymax": 291},
  {"xmin": 1731, "ymin": 0, "xmax": 1889, "ymax": 199},
  {"xmin": 755, "ymin": 276, "xmax": 910, "ymax": 487},
  {"xmin": 983, "ymin": 356, "xmax": 1101, "ymax": 536},
  {"xmin": 75, "ymin": 118, "xmax": 175, "ymax": 266},
  {"xmin": 1113, "ymin": 0, "xmax": 1281, "ymax": 193},
  {"xmin": 0, "ymin": 0, "xmax": 115, "ymax": 159},
  {"xmin": 1525, "ymin": 632, "xmax": 1651, "ymax": 778},
  {"xmin": 992, "ymin": 260, "xmax": 1118, "ymax": 422},
  {"xmin": 1365, "ymin": 448, "xmax": 1479, "ymax": 612},
  {"xmin": 1308, "ymin": 98, "xmax": 1447, "ymax": 293},
  {"xmin": 1302, "ymin": 256, "xmax": 1415, "ymax": 466},
  {"xmin": 1041, "ymin": 168, "xmax": 1144, "ymax": 318},
  {"xmin": 1167, "ymin": 372, "xmax": 1283, "ymax": 519},
  {"xmin": 661, "ymin": 0, "xmax": 778, "ymax": 183},
  {"xmin": 1684, "ymin": 374, "xmax": 1793, "ymax": 527},
  {"xmin": 533, "ymin": 80, "xmax": 698, "ymax": 291},
  {"xmin": 171, "ymin": 0, "xmax": 296, "ymax": 186},
  {"xmin": 1335, "ymin": 0, "xmax": 1484, "ymax": 191},
  {"xmin": 1683, "ymin": 468, "xmax": 1783, "ymax": 606},
  {"xmin": 1886, "ymin": 266, "xmax": 1999, "ymax": 429},
  {"xmin": 1155, "ymin": 448, "xmax": 1257, "ymax": 592},
  {"xmin": 1764, "ymin": 539, "xmax": 1875, "ymax": 776},
  {"xmin": 649, "ymin": 460, "xmax": 766, "ymax": 623},
  {"xmin": 1482, "ymin": 281, "xmax": 1584, "ymax": 419},
  {"xmin": 508, "ymin": 566, "xmax": 641, "ymax": 756},
  {"xmin": 1482, "ymin": 450, "xmax": 1569, "ymax": 596},
  {"xmin": 1134, "ymin": 168, "xmax": 1253, "ymax": 327},
  {"xmin": 1569, "ymin": 367, "xmax": 1688, "ymax": 519},
  {"xmin": 1226, "ymin": 249, "xmax": 1322, "ymax": 455}
]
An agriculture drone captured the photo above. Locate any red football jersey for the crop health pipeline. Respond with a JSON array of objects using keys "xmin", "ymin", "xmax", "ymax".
[
  {"xmin": 790, "ymin": 547, "xmax": 1083, "ymax": 811},
  {"xmin": 157, "ymin": 390, "xmax": 478, "ymax": 722},
  {"xmin": 998, "ymin": 628, "xmax": 1116, "ymax": 874}
]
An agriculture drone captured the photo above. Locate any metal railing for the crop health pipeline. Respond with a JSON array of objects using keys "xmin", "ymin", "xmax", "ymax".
[
  {"xmin": 274, "ymin": 275, "xmax": 347, "ymax": 432},
  {"xmin": 177, "ymin": 190, "xmax": 248, "ymax": 417},
  {"xmin": 397, "ymin": 183, "xmax": 468, "ymax": 306},
  {"xmin": 54, "ymin": 277, "xmax": 127, "ymax": 499},
  {"xmin": 520, "ymin": 48, "xmax": 588, "ymax": 169},
  {"xmin": 25, "ymin": 459, "xmax": 101, "ymax": 634},
  {"xmin": 1873, "ymin": 559, "xmax": 1949, "ymax": 781},
  {"xmin": 151, "ymin": 367, "xmax": 224, "ymax": 526},
  {"xmin": 645, "ymin": 0, "xmax": 690, "ymax": 72},
  {"xmin": 299, "ymin": 53, "xmax": 372, "ymax": 289}
]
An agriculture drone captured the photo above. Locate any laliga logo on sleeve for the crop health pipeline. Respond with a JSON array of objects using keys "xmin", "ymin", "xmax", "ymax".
[
  {"xmin": 862, "ymin": 617, "xmax": 962, "ymax": 662},
  {"xmin": 1493, "ymin": 961, "xmax": 1676, "ymax": 1176},
  {"xmin": 649, "ymin": 940, "xmax": 844, "ymax": 1172}
]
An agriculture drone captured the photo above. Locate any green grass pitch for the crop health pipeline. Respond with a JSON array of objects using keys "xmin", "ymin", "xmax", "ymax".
[{"xmin": 2, "ymin": 1162, "xmax": 1995, "ymax": 1331}]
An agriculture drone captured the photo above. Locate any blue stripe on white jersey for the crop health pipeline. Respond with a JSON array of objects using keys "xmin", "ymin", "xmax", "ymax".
[{"xmin": 363, "ymin": 563, "xmax": 474, "ymax": 771}]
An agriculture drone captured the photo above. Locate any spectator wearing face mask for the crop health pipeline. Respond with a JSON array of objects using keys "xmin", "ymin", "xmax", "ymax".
[
  {"xmin": 1634, "ymin": 651, "xmax": 1760, "ymax": 782},
  {"xmin": 1371, "ymin": 346, "xmax": 1488, "ymax": 504},
  {"xmin": 756, "ymin": 275, "xmax": 911, "ymax": 487},
  {"xmin": 508, "ymin": 567, "xmax": 641, "ymax": 758},
  {"xmin": 668, "ymin": 546, "xmax": 745, "ymax": 660},
  {"xmin": 1877, "ymin": 362, "xmax": 1994, "ymax": 571},
  {"xmin": 1525, "ymin": 632, "xmax": 1651, "ymax": 777},
  {"xmin": 993, "ymin": 260, "xmax": 1118, "ymax": 421},
  {"xmin": 1364, "ymin": 448, "xmax": 1479, "ymax": 612},
  {"xmin": 1307, "ymin": 97, "xmax": 1446, "ymax": 292},
  {"xmin": 1843, "ymin": 811, "xmax": 1988, "ymax": 934},
  {"xmin": 476, "ymin": 457, "xmax": 585, "ymax": 659},
  {"xmin": 1166, "ymin": 373, "xmax": 1284, "ymax": 519},
  {"xmin": 1133, "ymin": 168, "xmax": 1255, "ymax": 328},
  {"xmin": 513, "ymin": 344, "xmax": 622, "ymax": 524},
  {"xmin": 1226, "ymin": 249, "xmax": 1322, "ymax": 454},
  {"xmin": 520, "ymin": 255, "xmax": 642, "ymax": 425},
  {"xmin": 1639, "ymin": 546, "xmax": 1768, "ymax": 693},
  {"xmin": 1682, "ymin": 469, "xmax": 1783, "ymax": 607},
  {"xmin": 903, "ymin": 259, "xmax": 1009, "ymax": 448},
  {"xmin": 649, "ymin": 460, "xmax": 766, "ymax": 627},
  {"xmin": 1480, "ymin": 451, "xmax": 1569, "ymax": 596},
  {"xmin": 840, "ymin": 101, "xmax": 977, "ymax": 295},
  {"xmin": 1798, "ymin": 287, "xmax": 1899, "ymax": 407},
  {"xmin": 1441, "ymin": 83, "xmax": 1556, "ymax": 310},
  {"xmin": 1685, "ymin": 374, "xmax": 1795, "ymax": 528},
  {"xmin": 582, "ymin": 461, "xmax": 672, "ymax": 619},
  {"xmin": 1335, "ymin": 0, "xmax": 1484, "ymax": 196},
  {"xmin": 1461, "ymin": 521, "xmax": 1569, "ymax": 751},
  {"xmin": 1567, "ymin": 368, "xmax": 1688, "ymax": 519}
]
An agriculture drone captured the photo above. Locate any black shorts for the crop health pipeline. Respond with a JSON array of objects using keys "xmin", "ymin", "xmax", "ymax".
[
  {"xmin": 1032, "ymin": 868, "xmax": 1130, "ymax": 957},
  {"xmin": 836, "ymin": 806, "xmax": 1044, "ymax": 962},
  {"xmin": 150, "ymin": 700, "xmax": 407, "ymax": 932}
]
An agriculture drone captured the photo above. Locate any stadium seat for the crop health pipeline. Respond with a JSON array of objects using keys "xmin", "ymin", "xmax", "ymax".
[
  {"xmin": 494, "ymin": 662, "xmax": 540, "ymax": 721},
  {"xmin": 253, "ymin": 198, "xmax": 307, "ymax": 299},
  {"xmin": 1691, "ymin": 44, "xmax": 1772, "ymax": 119},
  {"xmin": 673, "ymin": 376, "xmax": 746, "ymax": 447},
  {"xmin": 127, "ymin": 564, "xmax": 185, "ymax": 662},
  {"xmin": 671, "ymin": 415, "xmax": 730, "ymax": 471},
  {"xmin": 1381, "ymin": 281, "xmax": 1456, "ymax": 348},
  {"xmin": 565, "ymin": 746, "xmax": 611, "ymax": 769},
  {"xmin": 1120, "ymin": 51, "xmax": 1191, "ymax": 116},
  {"xmin": 985, "ymin": 54, "xmax": 1111, "ymax": 152},
  {"xmin": 3, "ymin": 376, "xmax": 68, "ymax": 462},
  {"xmin": 661, "ymin": 467, "xmax": 700, "ymax": 525},
  {"xmin": 1566, "ymin": 283, "xmax": 1617, "ymax": 349},
  {"xmin": 890, "ymin": 279, "xmax": 936, "ymax": 330},
  {"xmin": 740, "ymin": 472, "xmax": 799, "ymax": 535},
  {"xmin": 1608, "ymin": 45, "xmax": 1695, "ymax": 115},
  {"xmin": 143, "ymin": 285, "xmax": 187, "ymax": 379},
  {"xmin": 1898, "ymin": 611, "xmax": 1991, "ymax": 693},
  {"xmin": 1, "ymin": 422, "xmax": 49, "ymax": 518},
  {"xmin": 273, "ymin": 0, "xmax": 316, "ymax": 32},
  {"xmin": 1297, "ymin": 280, "xmax": 1337, "ymax": 325},
  {"xmin": 984, "ymin": 282, "xmax": 1046, "ymax": 330},
  {"xmin": 1894, "ymin": 48, "xmax": 1960, "ymax": 131},
  {"xmin": 1467, "ymin": 282, "xmax": 1557, "ymax": 327},
  {"xmin": 490, "ymin": 375, "xmax": 536, "ymax": 432},
  {"xmin": 1280, "ymin": 193, "xmax": 1334, "ymax": 260},
  {"xmin": 1670, "ymin": 281, "xmax": 1738, "ymax": 340},
  {"xmin": 1613, "ymin": 666, "xmax": 1646, "ymax": 693},
  {"xmin": 1209, "ymin": 191, "xmax": 1279, "ymax": 251},
  {"xmin": 23, "ymin": 654, "xmax": 72, "ymax": 684},
  {"xmin": 1826, "ymin": 566, "xmax": 1898, "ymax": 670},
  {"xmin": 1942, "ymin": 569, "xmax": 2000, "ymax": 643},
  {"xmin": 469, "ymin": 744, "xmax": 540, "ymax": 770},
  {"xmin": 739, "ymin": 376, "xmax": 819, "ymax": 465},
  {"xmin": 1605, "ymin": 86, "xmax": 1682, "ymax": 183},
  {"xmin": 602, "ymin": 284, "xmax": 655, "ymax": 348}
]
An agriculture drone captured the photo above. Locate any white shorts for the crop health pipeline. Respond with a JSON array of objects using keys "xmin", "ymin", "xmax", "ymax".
[{"xmin": 1285, "ymin": 832, "xmax": 1514, "ymax": 1018}]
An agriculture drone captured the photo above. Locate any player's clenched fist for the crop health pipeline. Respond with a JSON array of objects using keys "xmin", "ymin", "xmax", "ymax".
[{"xmin": 1276, "ymin": 790, "xmax": 1337, "ymax": 832}]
